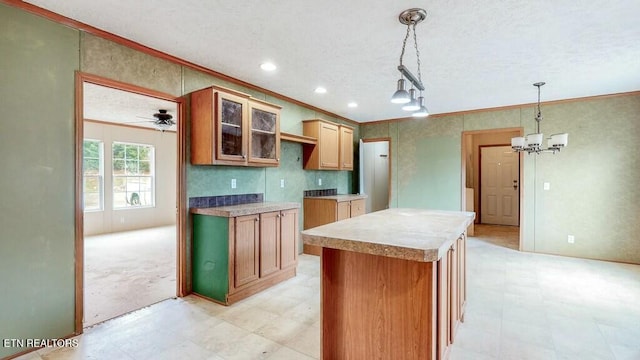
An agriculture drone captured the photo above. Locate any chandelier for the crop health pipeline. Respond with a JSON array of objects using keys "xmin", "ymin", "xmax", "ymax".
[
  {"xmin": 511, "ymin": 82, "xmax": 568, "ymax": 154},
  {"xmin": 390, "ymin": 8, "xmax": 429, "ymax": 118}
]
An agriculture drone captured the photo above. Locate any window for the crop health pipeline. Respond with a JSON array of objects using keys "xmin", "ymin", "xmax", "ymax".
[
  {"xmin": 112, "ymin": 142, "xmax": 155, "ymax": 209},
  {"xmin": 83, "ymin": 139, "xmax": 103, "ymax": 211}
]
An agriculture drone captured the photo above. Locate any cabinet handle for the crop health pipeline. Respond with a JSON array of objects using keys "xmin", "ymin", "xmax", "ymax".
[
  {"xmin": 276, "ymin": 158, "xmax": 280, "ymax": 161},
  {"xmin": 277, "ymin": 214, "xmax": 280, "ymax": 218},
  {"xmin": 281, "ymin": 213, "xmax": 285, "ymax": 217},
  {"xmin": 255, "ymin": 217, "xmax": 259, "ymax": 222},
  {"xmin": 242, "ymin": 154, "xmax": 246, "ymax": 159}
]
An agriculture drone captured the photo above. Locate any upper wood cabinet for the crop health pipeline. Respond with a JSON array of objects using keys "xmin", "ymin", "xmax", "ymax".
[
  {"xmin": 302, "ymin": 119, "xmax": 354, "ymax": 170},
  {"xmin": 339, "ymin": 125, "xmax": 354, "ymax": 170},
  {"xmin": 191, "ymin": 86, "xmax": 281, "ymax": 167}
]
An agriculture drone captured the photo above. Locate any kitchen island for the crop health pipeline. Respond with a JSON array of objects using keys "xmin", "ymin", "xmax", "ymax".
[{"xmin": 301, "ymin": 208, "xmax": 475, "ymax": 360}]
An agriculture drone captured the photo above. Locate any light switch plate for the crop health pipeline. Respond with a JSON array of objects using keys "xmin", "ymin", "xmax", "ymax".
[
  {"xmin": 280, "ymin": 179, "xmax": 285, "ymax": 188},
  {"xmin": 543, "ymin": 182, "xmax": 550, "ymax": 190}
]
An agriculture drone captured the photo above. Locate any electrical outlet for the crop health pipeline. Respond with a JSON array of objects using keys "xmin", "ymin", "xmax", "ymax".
[
  {"xmin": 280, "ymin": 179, "xmax": 285, "ymax": 188},
  {"xmin": 544, "ymin": 182, "xmax": 551, "ymax": 190},
  {"xmin": 567, "ymin": 235, "xmax": 575, "ymax": 244},
  {"xmin": 231, "ymin": 179, "xmax": 237, "ymax": 189},
  {"xmin": 120, "ymin": 217, "xmax": 125, "ymax": 224},
  {"xmin": 318, "ymin": 178, "xmax": 322, "ymax": 186}
]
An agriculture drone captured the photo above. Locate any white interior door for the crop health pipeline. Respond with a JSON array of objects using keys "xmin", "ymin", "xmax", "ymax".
[{"xmin": 480, "ymin": 146, "xmax": 519, "ymax": 226}]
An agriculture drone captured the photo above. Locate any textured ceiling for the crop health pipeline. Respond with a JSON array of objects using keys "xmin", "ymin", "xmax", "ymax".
[
  {"xmin": 83, "ymin": 83, "xmax": 178, "ymax": 131},
  {"xmin": 26, "ymin": 0, "xmax": 640, "ymax": 122}
]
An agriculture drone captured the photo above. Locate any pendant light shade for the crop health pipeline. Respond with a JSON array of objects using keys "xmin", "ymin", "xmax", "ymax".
[
  {"xmin": 412, "ymin": 96, "xmax": 429, "ymax": 117},
  {"xmin": 391, "ymin": 79, "xmax": 411, "ymax": 104},
  {"xmin": 402, "ymin": 89, "xmax": 420, "ymax": 111}
]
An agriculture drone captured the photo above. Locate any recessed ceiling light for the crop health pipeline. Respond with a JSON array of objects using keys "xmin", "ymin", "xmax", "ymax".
[
  {"xmin": 314, "ymin": 87, "xmax": 327, "ymax": 94},
  {"xmin": 260, "ymin": 62, "xmax": 277, "ymax": 71},
  {"xmin": 348, "ymin": 102, "xmax": 358, "ymax": 108}
]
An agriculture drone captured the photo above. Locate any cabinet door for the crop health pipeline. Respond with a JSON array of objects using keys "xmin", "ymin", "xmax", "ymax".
[
  {"xmin": 259, "ymin": 211, "xmax": 281, "ymax": 277},
  {"xmin": 234, "ymin": 215, "xmax": 260, "ymax": 288},
  {"xmin": 457, "ymin": 234, "xmax": 466, "ymax": 321},
  {"xmin": 337, "ymin": 201, "xmax": 351, "ymax": 221},
  {"xmin": 349, "ymin": 199, "xmax": 366, "ymax": 217},
  {"xmin": 320, "ymin": 122, "xmax": 339, "ymax": 169},
  {"xmin": 280, "ymin": 209, "xmax": 298, "ymax": 269},
  {"xmin": 248, "ymin": 100, "xmax": 280, "ymax": 166},
  {"xmin": 437, "ymin": 248, "xmax": 451, "ymax": 359},
  {"xmin": 216, "ymin": 91, "xmax": 249, "ymax": 162},
  {"xmin": 339, "ymin": 126, "xmax": 354, "ymax": 170}
]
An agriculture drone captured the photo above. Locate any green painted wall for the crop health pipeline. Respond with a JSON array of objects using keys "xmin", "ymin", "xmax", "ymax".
[
  {"xmin": 362, "ymin": 95, "xmax": 640, "ymax": 264},
  {"xmin": 0, "ymin": 4, "xmax": 79, "ymax": 358}
]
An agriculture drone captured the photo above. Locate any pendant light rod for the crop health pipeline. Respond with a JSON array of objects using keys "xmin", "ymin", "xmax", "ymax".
[{"xmin": 398, "ymin": 65, "xmax": 425, "ymax": 91}]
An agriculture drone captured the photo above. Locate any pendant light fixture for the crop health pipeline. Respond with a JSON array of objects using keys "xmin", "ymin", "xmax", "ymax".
[
  {"xmin": 511, "ymin": 82, "xmax": 568, "ymax": 154},
  {"xmin": 390, "ymin": 8, "xmax": 429, "ymax": 118}
]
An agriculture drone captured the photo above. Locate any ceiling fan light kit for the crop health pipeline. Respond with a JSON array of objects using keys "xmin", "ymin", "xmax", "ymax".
[
  {"xmin": 511, "ymin": 82, "xmax": 568, "ymax": 154},
  {"xmin": 391, "ymin": 8, "xmax": 429, "ymax": 118}
]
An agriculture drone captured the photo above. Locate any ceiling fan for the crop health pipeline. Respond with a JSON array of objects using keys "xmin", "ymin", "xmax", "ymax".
[{"xmin": 130, "ymin": 109, "xmax": 176, "ymax": 131}]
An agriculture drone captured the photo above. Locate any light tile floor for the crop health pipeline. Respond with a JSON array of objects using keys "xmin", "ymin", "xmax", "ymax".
[{"xmin": 16, "ymin": 225, "xmax": 640, "ymax": 360}]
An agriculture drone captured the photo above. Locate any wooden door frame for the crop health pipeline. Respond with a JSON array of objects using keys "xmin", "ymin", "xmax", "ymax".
[
  {"xmin": 361, "ymin": 137, "xmax": 392, "ymax": 210},
  {"xmin": 74, "ymin": 72, "xmax": 187, "ymax": 334},
  {"xmin": 460, "ymin": 128, "xmax": 524, "ymax": 251}
]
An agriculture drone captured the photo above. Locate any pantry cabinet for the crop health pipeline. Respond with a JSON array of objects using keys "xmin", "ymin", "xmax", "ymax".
[{"xmin": 191, "ymin": 86, "xmax": 281, "ymax": 167}]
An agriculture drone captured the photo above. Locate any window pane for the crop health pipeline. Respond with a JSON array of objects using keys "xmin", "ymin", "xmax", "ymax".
[
  {"xmin": 84, "ymin": 193, "xmax": 100, "ymax": 211},
  {"xmin": 83, "ymin": 140, "xmax": 100, "ymax": 158},
  {"xmin": 84, "ymin": 176, "xmax": 99, "ymax": 192},
  {"xmin": 112, "ymin": 143, "xmax": 125, "ymax": 159},
  {"xmin": 113, "ymin": 177, "xmax": 126, "ymax": 192},
  {"xmin": 125, "ymin": 160, "xmax": 138, "ymax": 175},
  {"xmin": 113, "ymin": 192, "xmax": 127, "ymax": 208},
  {"xmin": 113, "ymin": 159, "xmax": 125, "ymax": 174},
  {"xmin": 125, "ymin": 145, "xmax": 138, "ymax": 159},
  {"xmin": 139, "ymin": 147, "xmax": 151, "ymax": 161},
  {"xmin": 84, "ymin": 159, "xmax": 99, "ymax": 174},
  {"xmin": 139, "ymin": 177, "xmax": 152, "ymax": 191},
  {"xmin": 139, "ymin": 160, "xmax": 151, "ymax": 175}
]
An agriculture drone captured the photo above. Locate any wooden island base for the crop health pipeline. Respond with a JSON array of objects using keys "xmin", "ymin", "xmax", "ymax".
[
  {"xmin": 322, "ymin": 248, "xmax": 438, "ymax": 359},
  {"xmin": 302, "ymin": 209, "xmax": 473, "ymax": 360}
]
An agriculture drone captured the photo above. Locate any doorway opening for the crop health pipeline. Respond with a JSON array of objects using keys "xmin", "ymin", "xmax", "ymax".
[
  {"xmin": 75, "ymin": 73, "xmax": 186, "ymax": 332},
  {"xmin": 359, "ymin": 138, "xmax": 391, "ymax": 213},
  {"xmin": 461, "ymin": 128, "xmax": 523, "ymax": 250}
]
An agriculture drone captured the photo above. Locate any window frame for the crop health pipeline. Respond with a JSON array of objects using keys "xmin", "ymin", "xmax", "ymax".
[
  {"xmin": 82, "ymin": 139, "xmax": 104, "ymax": 212},
  {"xmin": 111, "ymin": 141, "xmax": 156, "ymax": 210}
]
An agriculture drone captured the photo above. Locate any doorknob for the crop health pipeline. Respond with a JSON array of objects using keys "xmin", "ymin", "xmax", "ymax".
[{"xmin": 513, "ymin": 180, "xmax": 518, "ymax": 190}]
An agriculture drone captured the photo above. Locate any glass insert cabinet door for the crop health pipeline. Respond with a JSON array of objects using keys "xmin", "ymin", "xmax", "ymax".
[
  {"xmin": 249, "ymin": 100, "xmax": 280, "ymax": 165},
  {"xmin": 216, "ymin": 91, "xmax": 249, "ymax": 161}
]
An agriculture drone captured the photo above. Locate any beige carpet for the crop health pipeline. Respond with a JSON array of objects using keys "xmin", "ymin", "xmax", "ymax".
[{"xmin": 84, "ymin": 225, "xmax": 177, "ymax": 327}]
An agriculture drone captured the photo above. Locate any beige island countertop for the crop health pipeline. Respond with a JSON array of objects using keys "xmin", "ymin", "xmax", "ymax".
[
  {"xmin": 301, "ymin": 208, "xmax": 475, "ymax": 262},
  {"xmin": 190, "ymin": 202, "xmax": 299, "ymax": 217}
]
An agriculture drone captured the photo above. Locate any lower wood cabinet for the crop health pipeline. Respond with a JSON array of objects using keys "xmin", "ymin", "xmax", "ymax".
[
  {"xmin": 437, "ymin": 233, "xmax": 467, "ymax": 359},
  {"xmin": 192, "ymin": 208, "xmax": 298, "ymax": 305},
  {"xmin": 303, "ymin": 196, "xmax": 366, "ymax": 255}
]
